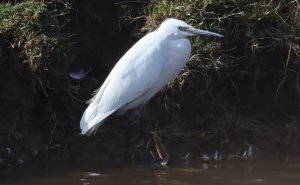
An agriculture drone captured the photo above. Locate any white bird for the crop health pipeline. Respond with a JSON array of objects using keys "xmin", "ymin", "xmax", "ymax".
[{"xmin": 80, "ymin": 18, "xmax": 223, "ymax": 135}]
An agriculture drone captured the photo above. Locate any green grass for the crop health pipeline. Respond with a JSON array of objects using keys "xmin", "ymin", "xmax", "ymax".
[
  {"xmin": 0, "ymin": 1, "xmax": 71, "ymax": 75},
  {"xmin": 143, "ymin": 0, "xmax": 300, "ymax": 111}
]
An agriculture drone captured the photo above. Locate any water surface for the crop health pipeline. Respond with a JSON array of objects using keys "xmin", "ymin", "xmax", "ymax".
[{"xmin": 2, "ymin": 161, "xmax": 300, "ymax": 185}]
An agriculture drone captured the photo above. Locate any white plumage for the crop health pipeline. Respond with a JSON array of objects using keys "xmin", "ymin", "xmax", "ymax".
[{"xmin": 80, "ymin": 18, "xmax": 223, "ymax": 135}]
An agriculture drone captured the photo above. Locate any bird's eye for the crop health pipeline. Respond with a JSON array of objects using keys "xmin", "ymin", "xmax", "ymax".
[{"xmin": 178, "ymin": 26, "xmax": 188, "ymax": 31}]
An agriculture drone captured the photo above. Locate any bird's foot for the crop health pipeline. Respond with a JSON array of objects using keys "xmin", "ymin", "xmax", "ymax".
[{"xmin": 146, "ymin": 131, "xmax": 169, "ymax": 165}]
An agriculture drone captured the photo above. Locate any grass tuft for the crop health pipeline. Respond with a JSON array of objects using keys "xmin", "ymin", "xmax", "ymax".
[{"xmin": 0, "ymin": 1, "xmax": 72, "ymax": 78}]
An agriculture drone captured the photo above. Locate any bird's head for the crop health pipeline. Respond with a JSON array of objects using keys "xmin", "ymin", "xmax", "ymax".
[{"xmin": 158, "ymin": 18, "xmax": 223, "ymax": 39}]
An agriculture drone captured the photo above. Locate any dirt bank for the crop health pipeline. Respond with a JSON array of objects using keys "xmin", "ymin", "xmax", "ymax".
[{"xmin": 0, "ymin": 0, "xmax": 299, "ymax": 166}]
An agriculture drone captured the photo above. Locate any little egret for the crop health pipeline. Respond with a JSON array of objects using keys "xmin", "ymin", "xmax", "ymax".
[{"xmin": 80, "ymin": 18, "xmax": 223, "ymax": 135}]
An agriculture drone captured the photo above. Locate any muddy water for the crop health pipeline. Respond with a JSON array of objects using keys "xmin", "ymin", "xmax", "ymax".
[{"xmin": 2, "ymin": 161, "xmax": 300, "ymax": 185}]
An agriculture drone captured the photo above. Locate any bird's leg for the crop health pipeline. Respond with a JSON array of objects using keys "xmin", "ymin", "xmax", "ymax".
[
  {"xmin": 123, "ymin": 108, "xmax": 144, "ymax": 159},
  {"xmin": 107, "ymin": 109, "xmax": 142, "ymax": 160},
  {"xmin": 129, "ymin": 108, "xmax": 169, "ymax": 164},
  {"xmin": 108, "ymin": 109, "xmax": 169, "ymax": 164},
  {"xmin": 124, "ymin": 124, "xmax": 132, "ymax": 160}
]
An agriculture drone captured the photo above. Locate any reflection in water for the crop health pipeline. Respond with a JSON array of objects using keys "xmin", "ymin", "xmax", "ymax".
[
  {"xmin": 2, "ymin": 161, "xmax": 300, "ymax": 185},
  {"xmin": 80, "ymin": 172, "xmax": 101, "ymax": 185}
]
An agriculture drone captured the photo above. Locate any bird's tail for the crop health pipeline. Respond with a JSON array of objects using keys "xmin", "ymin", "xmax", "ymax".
[{"xmin": 80, "ymin": 103, "xmax": 116, "ymax": 136}]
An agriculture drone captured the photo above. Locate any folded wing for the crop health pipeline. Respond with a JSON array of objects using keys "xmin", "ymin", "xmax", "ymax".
[{"xmin": 80, "ymin": 32, "xmax": 168, "ymax": 135}]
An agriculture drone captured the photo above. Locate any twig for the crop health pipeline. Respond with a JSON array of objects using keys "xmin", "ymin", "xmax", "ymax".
[
  {"xmin": 9, "ymin": 111, "xmax": 20, "ymax": 140},
  {"xmin": 114, "ymin": 0, "xmax": 148, "ymax": 5},
  {"xmin": 275, "ymin": 44, "xmax": 292, "ymax": 99},
  {"xmin": 38, "ymin": 78, "xmax": 49, "ymax": 98}
]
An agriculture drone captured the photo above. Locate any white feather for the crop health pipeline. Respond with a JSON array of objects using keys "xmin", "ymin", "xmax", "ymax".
[
  {"xmin": 80, "ymin": 31, "xmax": 167, "ymax": 135},
  {"xmin": 80, "ymin": 18, "xmax": 223, "ymax": 135}
]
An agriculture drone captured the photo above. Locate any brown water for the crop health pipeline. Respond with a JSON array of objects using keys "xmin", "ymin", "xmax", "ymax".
[{"xmin": 2, "ymin": 161, "xmax": 300, "ymax": 185}]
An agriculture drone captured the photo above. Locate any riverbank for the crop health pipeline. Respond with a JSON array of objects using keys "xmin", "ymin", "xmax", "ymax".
[{"xmin": 0, "ymin": 0, "xmax": 299, "ymax": 166}]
